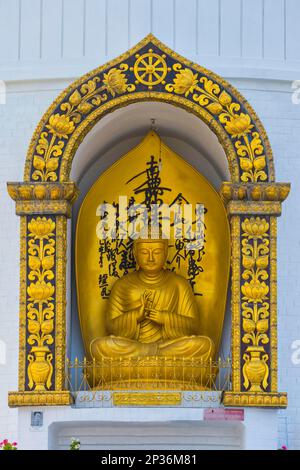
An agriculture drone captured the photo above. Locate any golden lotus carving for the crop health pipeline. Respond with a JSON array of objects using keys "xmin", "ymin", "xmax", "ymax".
[
  {"xmin": 26, "ymin": 216, "xmax": 56, "ymax": 391},
  {"xmin": 6, "ymin": 35, "xmax": 290, "ymax": 408},
  {"xmin": 241, "ymin": 216, "xmax": 270, "ymax": 392},
  {"xmin": 46, "ymin": 113, "xmax": 75, "ymax": 138},
  {"xmin": 32, "ymin": 64, "xmax": 135, "ymax": 182},
  {"xmin": 170, "ymin": 67, "xmax": 198, "ymax": 96},
  {"xmin": 166, "ymin": 64, "xmax": 268, "ymax": 182},
  {"xmin": 242, "ymin": 216, "xmax": 269, "ymax": 238},
  {"xmin": 76, "ymin": 131, "xmax": 230, "ymax": 391},
  {"xmin": 28, "ymin": 347, "xmax": 53, "ymax": 391},
  {"xmin": 103, "ymin": 67, "xmax": 133, "ymax": 96},
  {"xmin": 224, "ymin": 113, "xmax": 253, "ymax": 138}
]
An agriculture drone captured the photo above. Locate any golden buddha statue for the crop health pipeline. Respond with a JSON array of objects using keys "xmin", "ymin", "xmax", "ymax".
[
  {"xmin": 90, "ymin": 232, "xmax": 215, "ymax": 389},
  {"xmin": 76, "ymin": 133, "xmax": 231, "ymax": 389}
]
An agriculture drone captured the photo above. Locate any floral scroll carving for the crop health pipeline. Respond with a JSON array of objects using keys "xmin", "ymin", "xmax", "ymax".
[
  {"xmin": 241, "ymin": 216, "xmax": 270, "ymax": 392},
  {"xmin": 27, "ymin": 36, "xmax": 273, "ymax": 183},
  {"xmin": 32, "ymin": 65, "xmax": 135, "ymax": 182},
  {"xmin": 26, "ymin": 217, "xmax": 56, "ymax": 391}
]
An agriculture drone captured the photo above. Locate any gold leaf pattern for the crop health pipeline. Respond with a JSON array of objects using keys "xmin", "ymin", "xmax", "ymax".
[{"xmin": 241, "ymin": 216, "xmax": 270, "ymax": 392}]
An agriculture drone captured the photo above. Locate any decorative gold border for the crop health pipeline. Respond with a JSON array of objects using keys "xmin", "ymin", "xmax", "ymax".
[
  {"xmin": 8, "ymin": 391, "xmax": 73, "ymax": 407},
  {"xmin": 220, "ymin": 182, "xmax": 290, "ymax": 203},
  {"xmin": 59, "ymin": 92, "xmax": 236, "ymax": 182},
  {"xmin": 240, "ymin": 215, "xmax": 271, "ymax": 392},
  {"xmin": 55, "ymin": 216, "xmax": 67, "ymax": 390},
  {"xmin": 15, "ymin": 201, "xmax": 72, "ymax": 217},
  {"xmin": 113, "ymin": 392, "xmax": 182, "ymax": 407},
  {"xmin": 228, "ymin": 201, "xmax": 282, "ymax": 215},
  {"xmin": 231, "ymin": 216, "xmax": 241, "ymax": 391},
  {"xmin": 270, "ymin": 217, "xmax": 278, "ymax": 392},
  {"xmin": 223, "ymin": 391, "xmax": 287, "ymax": 408},
  {"xmin": 19, "ymin": 216, "xmax": 27, "ymax": 391}
]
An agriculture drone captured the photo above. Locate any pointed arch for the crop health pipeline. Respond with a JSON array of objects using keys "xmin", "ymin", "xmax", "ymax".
[{"xmin": 24, "ymin": 34, "xmax": 274, "ymax": 184}]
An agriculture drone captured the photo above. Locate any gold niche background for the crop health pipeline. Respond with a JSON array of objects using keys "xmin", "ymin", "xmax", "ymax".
[
  {"xmin": 76, "ymin": 131, "xmax": 230, "ymax": 362},
  {"xmin": 7, "ymin": 34, "xmax": 289, "ymax": 408}
]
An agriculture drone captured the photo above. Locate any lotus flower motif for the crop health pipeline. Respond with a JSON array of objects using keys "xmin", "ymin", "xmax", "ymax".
[
  {"xmin": 224, "ymin": 113, "xmax": 254, "ymax": 138},
  {"xmin": 103, "ymin": 68, "xmax": 128, "ymax": 96},
  {"xmin": 172, "ymin": 68, "xmax": 198, "ymax": 96},
  {"xmin": 241, "ymin": 280, "xmax": 269, "ymax": 303},
  {"xmin": 27, "ymin": 281, "xmax": 54, "ymax": 303},
  {"xmin": 28, "ymin": 217, "xmax": 55, "ymax": 239},
  {"xmin": 242, "ymin": 217, "xmax": 269, "ymax": 239},
  {"xmin": 46, "ymin": 113, "xmax": 75, "ymax": 138}
]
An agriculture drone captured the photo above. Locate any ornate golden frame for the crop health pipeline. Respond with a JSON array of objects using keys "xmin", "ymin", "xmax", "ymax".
[{"xmin": 7, "ymin": 35, "xmax": 289, "ymax": 407}]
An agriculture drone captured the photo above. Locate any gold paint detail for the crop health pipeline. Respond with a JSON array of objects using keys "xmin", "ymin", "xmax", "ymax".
[
  {"xmin": 227, "ymin": 201, "xmax": 282, "ymax": 216},
  {"xmin": 7, "ymin": 182, "xmax": 78, "ymax": 216},
  {"xmin": 241, "ymin": 217, "xmax": 270, "ymax": 392},
  {"xmin": 30, "ymin": 65, "xmax": 135, "ymax": 182},
  {"xmin": 76, "ymin": 132, "xmax": 230, "ymax": 366},
  {"xmin": 230, "ymin": 216, "xmax": 241, "ymax": 391},
  {"xmin": 66, "ymin": 357, "xmax": 231, "ymax": 392},
  {"xmin": 113, "ymin": 392, "xmax": 181, "ymax": 406},
  {"xmin": 19, "ymin": 217, "xmax": 27, "ymax": 391},
  {"xmin": 166, "ymin": 64, "xmax": 268, "ymax": 182},
  {"xmin": 131, "ymin": 49, "xmax": 169, "ymax": 89},
  {"xmin": 23, "ymin": 34, "xmax": 275, "ymax": 183},
  {"xmin": 55, "ymin": 216, "xmax": 67, "ymax": 391},
  {"xmin": 26, "ymin": 217, "xmax": 56, "ymax": 391},
  {"xmin": 270, "ymin": 217, "xmax": 278, "ymax": 392},
  {"xmin": 220, "ymin": 182, "xmax": 290, "ymax": 203},
  {"xmin": 7, "ymin": 35, "xmax": 290, "ymax": 408},
  {"xmin": 7, "ymin": 182, "xmax": 78, "ymax": 201},
  {"xmin": 222, "ymin": 391, "xmax": 287, "ymax": 408},
  {"xmin": 8, "ymin": 391, "xmax": 73, "ymax": 407}
]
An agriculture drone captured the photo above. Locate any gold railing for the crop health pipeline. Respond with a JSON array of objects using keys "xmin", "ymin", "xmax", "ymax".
[{"xmin": 65, "ymin": 357, "xmax": 231, "ymax": 394}]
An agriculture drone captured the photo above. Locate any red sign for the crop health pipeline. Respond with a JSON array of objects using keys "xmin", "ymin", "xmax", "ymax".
[{"xmin": 204, "ymin": 408, "xmax": 244, "ymax": 421}]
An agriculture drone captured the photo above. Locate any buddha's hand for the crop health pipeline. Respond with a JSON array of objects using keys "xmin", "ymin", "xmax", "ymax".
[
  {"xmin": 147, "ymin": 308, "xmax": 165, "ymax": 325},
  {"xmin": 136, "ymin": 293, "xmax": 147, "ymax": 323}
]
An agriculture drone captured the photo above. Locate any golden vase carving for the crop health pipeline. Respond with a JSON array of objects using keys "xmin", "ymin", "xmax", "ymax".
[
  {"xmin": 28, "ymin": 347, "xmax": 53, "ymax": 391},
  {"xmin": 243, "ymin": 346, "xmax": 269, "ymax": 392}
]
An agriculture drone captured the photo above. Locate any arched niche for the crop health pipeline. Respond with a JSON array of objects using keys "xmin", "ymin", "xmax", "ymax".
[
  {"xmin": 7, "ymin": 34, "xmax": 289, "ymax": 408},
  {"xmin": 69, "ymin": 101, "xmax": 232, "ymax": 364}
]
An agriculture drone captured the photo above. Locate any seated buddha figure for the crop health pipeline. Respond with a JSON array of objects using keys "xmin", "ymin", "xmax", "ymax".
[{"xmin": 90, "ymin": 231, "xmax": 214, "ymax": 368}]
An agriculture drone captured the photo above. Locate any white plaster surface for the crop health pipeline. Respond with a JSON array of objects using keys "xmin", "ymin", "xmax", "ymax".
[{"xmin": 16, "ymin": 406, "xmax": 277, "ymax": 450}]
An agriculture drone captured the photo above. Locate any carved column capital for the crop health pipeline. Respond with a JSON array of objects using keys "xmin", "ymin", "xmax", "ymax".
[
  {"xmin": 7, "ymin": 182, "xmax": 79, "ymax": 217},
  {"xmin": 219, "ymin": 182, "xmax": 290, "ymax": 216},
  {"xmin": 220, "ymin": 182, "xmax": 290, "ymax": 203}
]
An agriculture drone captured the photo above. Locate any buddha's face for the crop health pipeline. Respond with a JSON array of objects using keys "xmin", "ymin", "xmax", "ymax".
[{"xmin": 134, "ymin": 241, "xmax": 168, "ymax": 274}]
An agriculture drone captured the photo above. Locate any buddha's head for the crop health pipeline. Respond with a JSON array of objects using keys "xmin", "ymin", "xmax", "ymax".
[{"xmin": 133, "ymin": 227, "xmax": 168, "ymax": 274}]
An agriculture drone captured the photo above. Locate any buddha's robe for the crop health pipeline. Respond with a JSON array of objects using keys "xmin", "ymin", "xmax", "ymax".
[{"xmin": 90, "ymin": 270, "xmax": 214, "ymax": 360}]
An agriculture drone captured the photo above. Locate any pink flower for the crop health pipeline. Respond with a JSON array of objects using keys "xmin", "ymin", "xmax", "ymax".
[
  {"xmin": 12, "ymin": 442, "xmax": 17, "ymax": 446},
  {"xmin": 3, "ymin": 440, "xmax": 8, "ymax": 445},
  {"xmin": 281, "ymin": 445, "xmax": 287, "ymax": 450}
]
